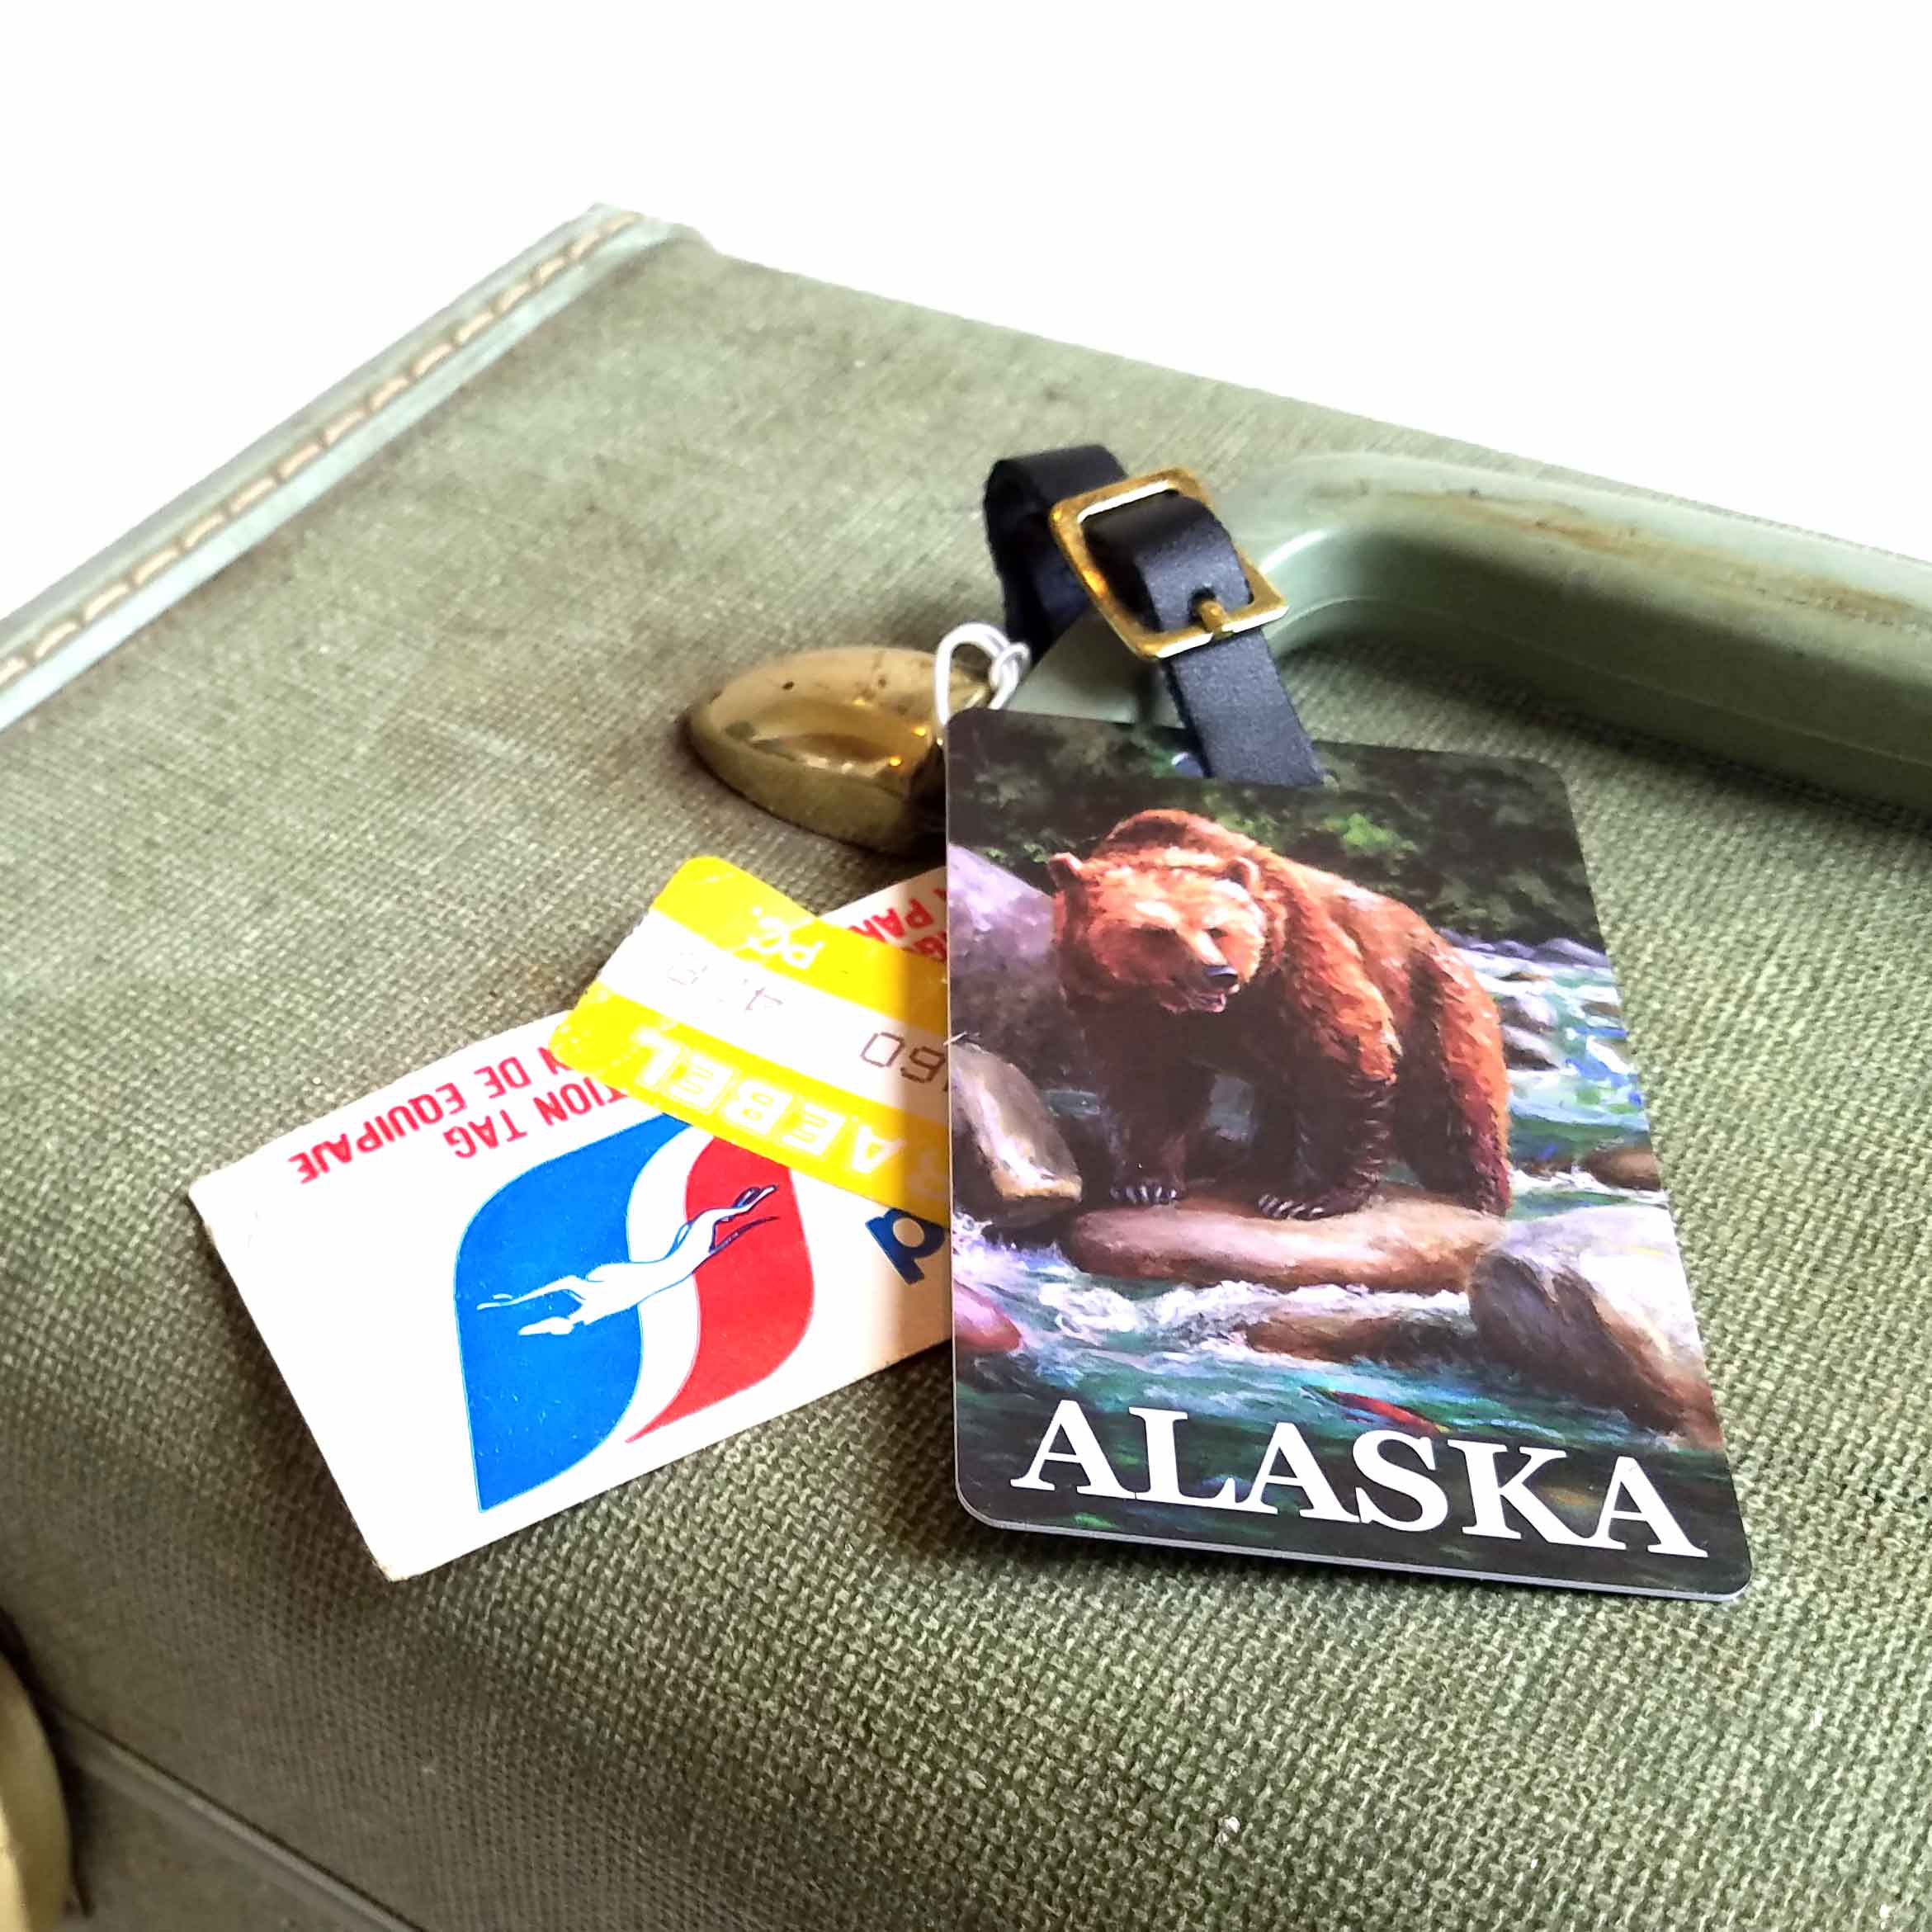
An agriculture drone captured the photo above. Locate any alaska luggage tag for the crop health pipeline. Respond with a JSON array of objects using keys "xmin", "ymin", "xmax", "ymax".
[{"xmin": 944, "ymin": 447, "xmax": 1750, "ymax": 1599}]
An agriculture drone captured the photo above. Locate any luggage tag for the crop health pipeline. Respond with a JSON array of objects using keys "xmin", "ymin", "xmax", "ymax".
[
  {"xmin": 944, "ymin": 448, "xmax": 1750, "ymax": 1600},
  {"xmin": 191, "ymin": 874, "xmax": 949, "ymax": 1580}
]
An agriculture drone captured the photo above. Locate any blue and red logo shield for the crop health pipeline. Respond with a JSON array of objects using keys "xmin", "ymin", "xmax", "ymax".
[{"xmin": 454, "ymin": 1122, "xmax": 813, "ymax": 1509}]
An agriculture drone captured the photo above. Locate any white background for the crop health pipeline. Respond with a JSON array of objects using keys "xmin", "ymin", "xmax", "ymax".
[{"xmin": 4, "ymin": 7, "xmax": 1930, "ymax": 621}]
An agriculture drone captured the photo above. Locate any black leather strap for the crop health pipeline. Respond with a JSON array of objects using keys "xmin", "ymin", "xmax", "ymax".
[
  {"xmin": 984, "ymin": 446, "xmax": 1127, "ymax": 651},
  {"xmin": 981, "ymin": 448, "xmax": 1322, "ymax": 787}
]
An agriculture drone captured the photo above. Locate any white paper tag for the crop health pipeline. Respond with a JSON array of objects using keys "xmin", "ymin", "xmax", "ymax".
[{"xmin": 191, "ymin": 872, "xmax": 950, "ymax": 1580}]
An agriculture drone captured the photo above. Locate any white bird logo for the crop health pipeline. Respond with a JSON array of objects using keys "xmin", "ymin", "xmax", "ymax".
[{"xmin": 475, "ymin": 1183, "xmax": 777, "ymax": 1336}]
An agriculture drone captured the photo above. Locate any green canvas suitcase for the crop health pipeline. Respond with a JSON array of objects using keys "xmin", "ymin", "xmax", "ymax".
[{"xmin": 2, "ymin": 205, "xmax": 1928, "ymax": 1932}]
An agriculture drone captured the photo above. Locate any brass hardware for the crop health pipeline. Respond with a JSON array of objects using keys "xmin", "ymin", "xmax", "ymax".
[
  {"xmin": 1193, "ymin": 595, "xmax": 1235, "ymax": 637},
  {"xmin": 1045, "ymin": 467, "xmax": 1287, "ymax": 662},
  {"xmin": 687, "ymin": 646, "xmax": 982, "ymax": 854}
]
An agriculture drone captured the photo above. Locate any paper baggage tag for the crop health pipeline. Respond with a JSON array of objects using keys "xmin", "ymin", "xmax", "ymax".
[
  {"xmin": 191, "ymin": 876, "xmax": 950, "ymax": 1580},
  {"xmin": 945, "ymin": 708, "xmax": 1750, "ymax": 1600},
  {"xmin": 550, "ymin": 858, "xmax": 949, "ymax": 1221}
]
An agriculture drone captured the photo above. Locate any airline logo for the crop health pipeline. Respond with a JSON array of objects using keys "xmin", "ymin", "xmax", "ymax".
[
  {"xmin": 191, "ymin": 869, "xmax": 952, "ymax": 1578},
  {"xmin": 457, "ymin": 1124, "xmax": 815, "ymax": 1507}
]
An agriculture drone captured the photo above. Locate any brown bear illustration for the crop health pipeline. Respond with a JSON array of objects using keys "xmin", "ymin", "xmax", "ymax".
[{"xmin": 1048, "ymin": 809, "xmax": 1511, "ymax": 1221}]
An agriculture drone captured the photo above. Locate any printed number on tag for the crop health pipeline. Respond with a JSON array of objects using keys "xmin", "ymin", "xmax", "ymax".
[{"xmin": 550, "ymin": 859, "xmax": 950, "ymax": 1218}]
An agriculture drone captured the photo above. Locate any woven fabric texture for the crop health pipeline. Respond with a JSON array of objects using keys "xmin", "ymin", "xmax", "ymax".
[
  {"xmin": 2, "ymin": 231, "xmax": 1928, "ymax": 1932},
  {"xmin": 69, "ymin": 1769, "xmax": 354, "ymax": 1932}
]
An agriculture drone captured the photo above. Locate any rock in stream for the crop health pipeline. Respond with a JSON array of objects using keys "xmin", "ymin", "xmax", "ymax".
[
  {"xmin": 1467, "ymin": 1206, "xmax": 1718, "ymax": 1443},
  {"xmin": 950, "ymin": 1042, "xmax": 1084, "ymax": 1227},
  {"xmin": 1063, "ymin": 1189, "xmax": 1504, "ymax": 1295}
]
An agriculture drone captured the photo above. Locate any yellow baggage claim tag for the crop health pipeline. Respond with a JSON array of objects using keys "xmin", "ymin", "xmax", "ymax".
[{"xmin": 551, "ymin": 859, "xmax": 949, "ymax": 1221}]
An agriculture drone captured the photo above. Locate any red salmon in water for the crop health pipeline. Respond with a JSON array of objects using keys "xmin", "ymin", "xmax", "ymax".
[{"xmin": 1316, "ymin": 1388, "xmax": 1448, "ymax": 1436}]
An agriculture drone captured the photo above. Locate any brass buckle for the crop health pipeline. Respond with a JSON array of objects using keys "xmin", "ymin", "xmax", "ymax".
[{"xmin": 1046, "ymin": 467, "xmax": 1287, "ymax": 662}]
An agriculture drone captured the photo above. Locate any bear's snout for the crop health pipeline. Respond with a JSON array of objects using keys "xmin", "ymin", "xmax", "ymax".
[{"xmin": 1202, "ymin": 963, "xmax": 1240, "ymax": 990}]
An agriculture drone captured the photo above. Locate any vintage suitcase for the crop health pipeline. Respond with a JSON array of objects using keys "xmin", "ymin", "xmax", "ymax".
[{"xmin": 2, "ymin": 206, "xmax": 1928, "ymax": 1932}]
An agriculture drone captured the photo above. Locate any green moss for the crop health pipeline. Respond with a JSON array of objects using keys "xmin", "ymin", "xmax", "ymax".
[{"xmin": 952, "ymin": 713, "xmax": 1603, "ymax": 947}]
